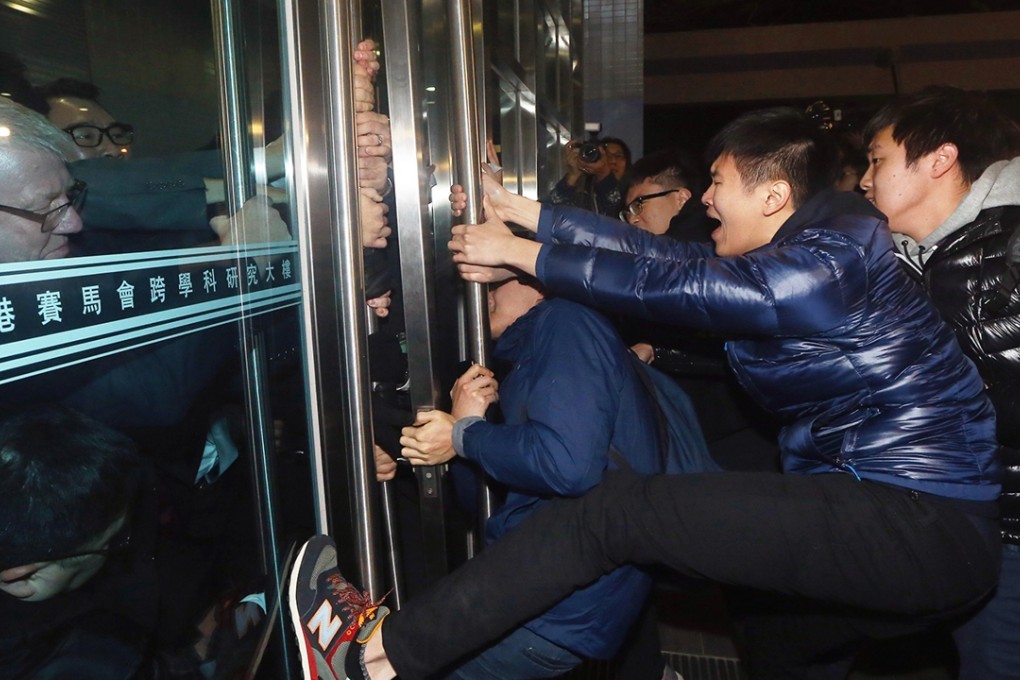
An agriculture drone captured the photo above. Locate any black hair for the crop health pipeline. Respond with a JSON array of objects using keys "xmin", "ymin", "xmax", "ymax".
[
  {"xmin": 600, "ymin": 136, "xmax": 632, "ymax": 167},
  {"xmin": 706, "ymin": 107, "xmax": 840, "ymax": 208},
  {"xmin": 0, "ymin": 51, "xmax": 47, "ymax": 114},
  {"xmin": 863, "ymin": 85, "xmax": 1020, "ymax": 185},
  {"xmin": 34, "ymin": 77, "xmax": 103, "ymax": 105},
  {"xmin": 0, "ymin": 406, "xmax": 141, "ymax": 568},
  {"xmin": 630, "ymin": 147, "xmax": 706, "ymax": 196}
]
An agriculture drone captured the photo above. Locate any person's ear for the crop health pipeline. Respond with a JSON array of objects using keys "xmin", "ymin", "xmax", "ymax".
[
  {"xmin": 931, "ymin": 142, "xmax": 960, "ymax": 180},
  {"xmin": 762, "ymin": 180, "xmax": 792, "ymax": 217},
  {"xmin": 674, "ymin": 187, "xmax": 692, "ymax": 210}
]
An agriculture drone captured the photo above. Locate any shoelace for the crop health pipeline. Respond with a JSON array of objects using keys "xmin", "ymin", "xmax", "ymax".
[{"xmin": 326, "ymin": 574, "xmax": 389, "ymax": 629}]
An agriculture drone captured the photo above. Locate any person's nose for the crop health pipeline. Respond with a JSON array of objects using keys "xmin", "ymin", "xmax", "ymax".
[
  {"xmin": 98, "ymin": 137, "xmax": 125, "ymax": 159},
  {"xmin": 52, "ymin": 207, "xmax": 84, "ymax": 235},
  {"xmin": 702, "ymin": 185, "xmax": 713, "ymax": 206},
  {"xmin": 859, "ymin": 165, "xmax": 873, "ymax": 193}
]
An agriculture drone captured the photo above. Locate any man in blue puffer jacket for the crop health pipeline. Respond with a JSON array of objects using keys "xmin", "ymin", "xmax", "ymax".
[
  {"xmin": 292, "ymin": 109, "xmax": 1003, "ymax": 680},
  {"xmin": 395, "ymin": 277, "xmax": 681, "ymax": 678}
]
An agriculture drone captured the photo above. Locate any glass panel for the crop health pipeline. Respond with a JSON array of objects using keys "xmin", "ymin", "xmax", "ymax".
[{"xmin": 0, "ymin": 0, "xmax": 320, "ymax": 676}]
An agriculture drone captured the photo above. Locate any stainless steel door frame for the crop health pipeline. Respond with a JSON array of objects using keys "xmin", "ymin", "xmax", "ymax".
[
  {"xmin": 381, "ymin": 0, "xmax": 451, "ymax": 584},
  {"xmin": 278, "ymin": 0, "xmax": 381, "ymax": 596},
  {"xmin": 446, "ymin": 0, "xmax": 498, "ymax": 528}
]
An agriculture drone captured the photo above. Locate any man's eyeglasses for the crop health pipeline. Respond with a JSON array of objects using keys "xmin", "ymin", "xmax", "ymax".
[
  {"xmin": 0, "ymin": 180, "xmax": 88, "ymax": 233},
  {"xmin": 41, "ymin": 521, "xmax": 132, "ymax": 565},
  {"xmin": 619, "ymin": 189, "xmax": 679, "ymax": 222},
  {"xmin": 65, "ymin": 123, "xmax": 135, "ymax": 148}
]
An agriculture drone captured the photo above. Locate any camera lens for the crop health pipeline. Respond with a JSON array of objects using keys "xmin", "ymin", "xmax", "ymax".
[{"xmin": 579, "ymin": 142, "xmax": 601, "ymax": 163}]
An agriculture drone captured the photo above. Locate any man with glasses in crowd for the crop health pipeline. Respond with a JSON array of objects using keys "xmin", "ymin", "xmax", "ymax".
[
  {"xmin": 0, "ymin": 405, "xmax": 153, "ymax": 679},
  {"xmin": 0, "ymin": 96, "xmax": 88, "ymax": 262},
  {"xmin": 37, "ymin": 78, "xmax": 134, "ymax": 160},
  {"xmin": 621, "ymin": 148, "xmax": 716, "ymax": 240}
]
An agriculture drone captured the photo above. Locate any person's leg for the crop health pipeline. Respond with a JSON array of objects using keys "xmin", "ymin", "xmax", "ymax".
[
  {"xmin": 953, "ymin": 542, "xmax": 1020, "ymax": 680},
  {"xmin": 441, "ymin": 626, "xmax": 583, "ymax": 680},
  {"xmin": 381, "ymin": 471, "xmax": 999, "ymax": 679},
  {"xmin": 729, "ymin": 589, "xmax": 929, "ymax": 680}
]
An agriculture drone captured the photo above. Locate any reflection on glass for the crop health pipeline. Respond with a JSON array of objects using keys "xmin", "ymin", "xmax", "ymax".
[{"xmin": 0, "ymin": 1, "xmax": 311, "ymax": 677}]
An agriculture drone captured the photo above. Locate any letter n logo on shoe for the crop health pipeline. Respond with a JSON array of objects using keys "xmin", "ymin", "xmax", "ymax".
[{"xmin": 307, "ymin": 599, "xmax": 343, "ymax": 650}]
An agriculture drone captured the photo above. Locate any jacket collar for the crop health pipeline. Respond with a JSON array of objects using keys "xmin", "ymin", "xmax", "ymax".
[
  {"xmin": 773, "ymin": 189, "xmax": 885, "ymax": 244},
  {"xmin": 493, "ymin": 300, "xmax": 546, "ymax": 362}
]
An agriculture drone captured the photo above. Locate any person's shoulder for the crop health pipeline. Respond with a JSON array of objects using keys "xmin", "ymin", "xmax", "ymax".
[
  {"xmin": 937, "ymin": 205, "xmax": 1020, "ymax": 253},
  {"xmin": 536, "ymin": 299, "xmax": 624, "ymax": 355},
  {"xmin": 540, "ymin": 297, "xmax": 608, "ymax": 325}
]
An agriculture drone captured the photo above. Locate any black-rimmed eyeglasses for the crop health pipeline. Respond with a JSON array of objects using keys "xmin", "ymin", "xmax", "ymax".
[
  {"xmin": 41, "ymin": 521, "xmax": 132, "ymax": 565},
  {"xmin": 620, "ymin": 189, "xmax": 680, "ymax": 222},
  {"xmin": 65, "ymin": 123, "xmax": 134, "ymax": 148},
  {"xmin": 0, "ymin": 180, "xmax": 88, "ymax": 233}
]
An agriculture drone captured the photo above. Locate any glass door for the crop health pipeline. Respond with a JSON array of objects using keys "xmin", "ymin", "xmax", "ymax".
[{"xmin": 0, "ymin": 0, "xmax": 376, "ymax": 676}]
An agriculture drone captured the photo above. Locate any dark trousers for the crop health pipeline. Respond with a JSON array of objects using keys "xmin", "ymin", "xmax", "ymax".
[{"xmin": 383, "ymin": 471, "xmax": 1000, "ymax": 679}]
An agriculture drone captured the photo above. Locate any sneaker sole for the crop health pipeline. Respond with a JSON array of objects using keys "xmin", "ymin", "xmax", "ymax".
[{"xmin": 288, "ymin": 536, "xmax": 322, "ymax": 680}]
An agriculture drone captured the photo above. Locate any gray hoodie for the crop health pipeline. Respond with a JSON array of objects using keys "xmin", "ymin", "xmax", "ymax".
[{"xmin": 894, "ymin": 156, "xmax": 1020, "ymax": 269}]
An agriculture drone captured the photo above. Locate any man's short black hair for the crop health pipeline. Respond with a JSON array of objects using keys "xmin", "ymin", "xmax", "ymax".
[
  {"xmin": 34, "ymin": 77, "xmax": 103, "ymax": 106},
  {"xmin": 0, "ymin": 51, "xmax": 48, "ymax": 113},
  {"xmin": 630, "ymin": 148, "xmax": 705, "ymax": 196},
  {"xmin": 707, "ymin": 107, "xmax": 840, "ymax": 208},
  {"xmin": 0, "ymin": 406, "xmax": 142, "ymax": 568},
  {"xmin": 863, "ymin": 85, "xmax": 1020, "ymax": 185}
]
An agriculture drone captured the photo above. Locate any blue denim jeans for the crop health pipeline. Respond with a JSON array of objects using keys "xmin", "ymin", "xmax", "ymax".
[
  {"xmin": 442, "ymin": 626, "xmax": 582, "ymax": 680},
  {"xmin": 953, "ymin": 542, "xmax": 1020, "ymax": 680}
]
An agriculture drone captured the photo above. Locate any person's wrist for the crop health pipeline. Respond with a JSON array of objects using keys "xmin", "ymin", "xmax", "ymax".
[
  {"xmin": 505, "ymin": 194, "xmax": 541, "ymax": 231},
  {"xmin": 507, "ymin": 238, "xmax": 541, "ymax": 275}
]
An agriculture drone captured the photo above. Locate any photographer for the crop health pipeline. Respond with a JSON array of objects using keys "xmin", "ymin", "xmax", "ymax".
[{"xmin": 547, "ymin": 137, "xmax": 625, "ymax": 218}]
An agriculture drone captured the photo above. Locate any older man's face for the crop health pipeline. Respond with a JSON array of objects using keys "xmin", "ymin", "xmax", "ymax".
[{"xmin": 0, "ymin": 148, "xmax": 82, "ymax": 263}]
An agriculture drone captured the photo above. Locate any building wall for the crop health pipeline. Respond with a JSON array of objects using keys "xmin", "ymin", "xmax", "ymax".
[
  {"xmin": 583, "ymin": 0, "xmax": 643, "ymax": 157},
  {"xmin": 645, "ymin": 10, "xmax": 1020, "ymax": 105}
]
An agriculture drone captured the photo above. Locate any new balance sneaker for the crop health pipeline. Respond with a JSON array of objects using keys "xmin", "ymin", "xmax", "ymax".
[{"xmin": 289, "ymin": 535, "xmax": 389, "ymax": 680}]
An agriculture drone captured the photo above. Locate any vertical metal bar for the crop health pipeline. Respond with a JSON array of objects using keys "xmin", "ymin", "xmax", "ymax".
[
  {"xmin": 448, "ymin": 0, "xmax": 497, "ymax": 524},
  {"xmin": 381, "ymin": 0, "xmax": 450, "ymax": 583},
  {"xmin": 279, "ymin": 0, "xmax": 335, "ymax": 545},
  {"xmin": 211, "ymin": 0, "xmax": 279, "ymax": 610},
  {"xmin": 210, "ymin": 0, "xmax": 292, "ymax": 674},
  {"xmin": 321, "ymin": 0, "xmax": 381, "ymax": 598},
  {"xmin": 349, "ymin": 0, "xmax": 362, "ymax": 41},
  {"xmin": 377, "ymin": 478, "xmax": 404, "ymax": 608},
  {"xmin": 366, "ymin": 306, "xmax": 404, "ymax": 608},
  {"xmin": 350, "ymin": 0, "xmax": 404, "ymax": 607}
]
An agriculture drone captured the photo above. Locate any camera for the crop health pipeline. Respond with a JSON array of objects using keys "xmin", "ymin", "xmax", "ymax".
[
  {"xmin": 578, "ymin": 141, "xmax": 602, "ymax": 163},
  {"xmin": 576, "ymin": 121, "xmax": 603, "ymax": 164}
]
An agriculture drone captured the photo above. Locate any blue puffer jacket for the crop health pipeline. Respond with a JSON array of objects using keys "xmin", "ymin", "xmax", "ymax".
[
  {"xmin": 534, "ymin": 190, "xmax": 1001, "ymax": 502},
  {"xmin": 458, "ymin": 298, "xmax": 662, "ymax": 659}
]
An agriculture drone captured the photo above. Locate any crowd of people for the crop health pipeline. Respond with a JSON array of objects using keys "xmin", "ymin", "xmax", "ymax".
[
  {"xmin": 3, "ymin": 26, "xmax": 1020, "ymax": 680},
  {"xmin": 291, "ymin": 88, "xmax": 1020, "ymax": 680}
]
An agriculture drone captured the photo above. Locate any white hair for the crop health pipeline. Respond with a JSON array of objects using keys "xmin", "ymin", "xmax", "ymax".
[{"xmin": 0, "ymin": 96, "xmax": 83, "ymax": 174}]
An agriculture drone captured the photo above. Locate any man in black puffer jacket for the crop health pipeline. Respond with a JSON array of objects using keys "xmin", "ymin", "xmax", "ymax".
[{"xmin": 862, "ymin": 85, "xmax": 1020, "ymax": 680}]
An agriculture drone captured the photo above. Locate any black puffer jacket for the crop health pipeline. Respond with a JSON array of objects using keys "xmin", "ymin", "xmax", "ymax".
[{"xmin": 902, "ymin": 205, "xmax": 1020, "ymax": 544}]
